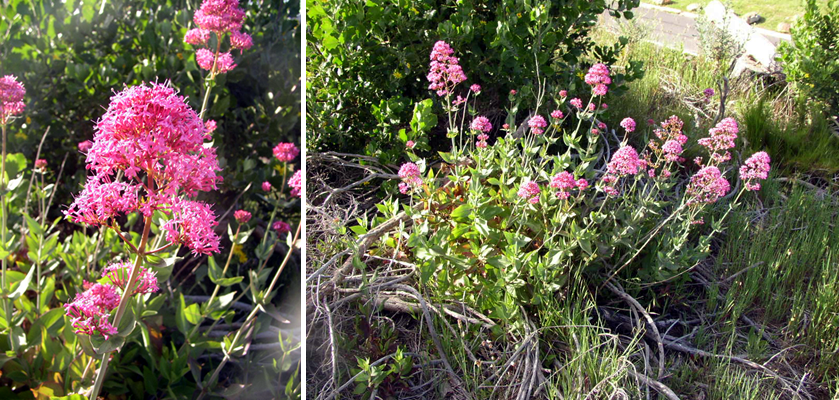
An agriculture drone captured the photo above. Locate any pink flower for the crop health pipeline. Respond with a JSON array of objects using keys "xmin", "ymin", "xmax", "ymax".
[
  {"xmin": 64, "ymin": 283, "xmax": 120, "ymax": 339},
  {"xmin": 576, "ymin": 179, "xmax": 589, "ymax": 190},
  {"xmin": 103, "ymin": 262, "xmax": 159, "ymax": 296},
  {"xmin": 502, "ymin": 123, "xmax": 510, "ymax": 130},
  {"xmin": 559, "ymin": 90, "xmax": 568, "ymax": 97},
  {"xmin": 205, "ymin": 119, "xmax": 217, "ymax": 134},
  {"xmin": 0, "ymin": 75, "xmax": 26, "ymax": 123},
  {"xmin": 662, "ymin": 140, "xmax": 683, "ymax": 162},
  {"xmin": 288, "ymin": 170, "xmax": 302, "ymax": 197},
  {"xmin": 703, "ymin": 88, "xmax": 715, "ymax": 98},
  {"xmin": 230, "ymin": 30, "xmax": 253, "ymax": 51},
  {"xmin": 470, "ymin": 116, "xmax": 492, "ymax": 133},
  {"xmin": 453, "ymin": 95, "xmax": 467, "ymax": 106},
  {"xmin": 647, "ymin": 169, "xmax": 656, "ymax": 178},
  {"xmin": 234, "ymin": 209, "xmax": 251, "ymax": 223},
  {"xmin": 570, "ymin": 98, "xmax": 583, "ymax": 109},
  {"xmin": 551, "ymin": 110, "xmax": 564, "ymax": 119},
  {"xmin": 196, "ymin": 48, "xmax": 216, "ymax": 70},
  {"xmin": 601, "ymin": 103, "xmax": 608, "ymax": 109},
  {"xmin": 35, "ymin": 159, "xmax": 47, "ymax": 170},
  {"xmin": 78, "ymin": 140, "xmax": 93, "ymax": 152},
  {"xmin": 427, "ymin": 41, "xmax": 467, "ymax": 96},
  {"xmin": 273, "ymin": 220, "xmax": 291, "ymax": 234},
  {"xmin": 593, "ymin": 84, "xmax": 608, "ymax": 96},
  {"xmin": 585, "ymin": 63, "xmax": 611, "ymax": 85},
  {"xmin": 215, "ymin": 52, "xmax": 237, "ymax": 73},
  {"xmin": 517, "ymin": 180, "xmax": 541, "ymax": 204},
  {"xmin": 620, "ymin": 118, "xmax": 636, "ymax": 132},
  {"xmin": 739, "ymin": 151, "xmax": 771, "ymax": 191},
  {"xmin": 587, "ymin": 103, "xmax": 596, "ymax": 111},
  {"xmin": 528, "ymin": 115, "xmax": 547, "ymax": 135},
  {"xmin": 398, "ymin": 162, "xmax": 420, "ymax": 180},
  {"xmin": 597, "ymin": 122, "xmax": 607, "ymax": 130},
  {"xmin": 661, "ymin": 170, "xmax": 671, "ymax": 178},
  {"xmin": 607, "ymin": 146, "xmax": 643, "ymax": 176},
  {"xmin": 477, "ymin": 133, "xmax": 489, "ymax": 141},
  {"xmin": 406, "ymin": 140, "xmax": 416, "ymax": 149},
  {"xmin": 273, "ymin": 142, "xmax": 300, "ymax": 162},
  {"xmin": 470, "ymin": 84, "xmax": 481, "ymax": 93},
  {"xmin": 647, "ymin": 119, "xmax": 655, "ymax": 125},
  {"xmin": 476, "ymin": 140, "xmax": 487, "ymax": 149},
  {"xmin": 162, "ymin": 199, "xmax": 221, "ymax": 255},
  {"xmin": 687, "ymin": 166, "xmax": 730, "ymax": 204},
  {"xmin": 591, "ymin": 128, "xmax": 599, "ymax": 135},
  {"xmin": 262, "ymin": 181, "xmax": 272, "ymax": 191},
  {"xmin": 65, "ymin": 177, "xmax": 140, "ymax": 225},
  {"xmin": 510, "ymin": 89, "xmax": 517, "ymax": 95},
  {"xmin": 398, "ymin": 182, "xmax": 410, "ymax": 194},
  {"xmin": 550, "ymin": 171, "xmax": 577, "ymax": 199},
  {"xmin": 698, "ymin": 117, "xmax": 738, "ymax": 164},
  {"xmin": 193, "ymin": 0, "xmax": 246, "ymax": 33},
  {"xmin": 185, "ymin": 28, "xmax": 211, "ymax": 45}
]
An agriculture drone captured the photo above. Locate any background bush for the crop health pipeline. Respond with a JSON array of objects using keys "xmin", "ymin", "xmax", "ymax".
[{"xmin": 306, "ymin": 0, "xmax": 643, "ymax": 162}]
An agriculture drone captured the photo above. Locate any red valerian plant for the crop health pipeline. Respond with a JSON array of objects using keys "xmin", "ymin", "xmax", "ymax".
[
  {"xmin": 388, "ymin": 41, "xmax": 772, "ymax": 321},
  {"xmin": 64, "ymin": 81, "xmax": 221, "ymax": 399}
]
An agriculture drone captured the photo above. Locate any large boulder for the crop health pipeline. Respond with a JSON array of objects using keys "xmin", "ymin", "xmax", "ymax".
[{"xmin": 703, "ymin": 1, "xmax": 780, "ymax": 75}]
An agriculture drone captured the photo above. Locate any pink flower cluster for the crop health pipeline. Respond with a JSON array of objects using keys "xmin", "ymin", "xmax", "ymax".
[
  {"xmin": 427, "ymin": 41, "xmax": 467, "ymax": 96},
  {"xmin": 289, "ymin": 170, "xmax": 302, "ymax": 197},
  {"xmin": 703, "ymin": 88, "xmax": 715, "ymax": 98},
  {"xmin": 551, "ymin": 110, "xmax": 564, "ymax": 120},
  {"xmin": 0, "ymin": 75, "xmax": 25, "ymax": 124},
  {"xmin": 607, "ymin": 146, "xmax": 644, "ymax": 176},
  {"xmin": 739, "ymin": 151, "xmax": 771, "ymax": 191},
  {"xmin": 570, "ymin": 98, "xmax": 583, "ymax": 109},
  {"xmin": 584, "ymin": 63, "xmax": 611, "ymax": 96},
  {"xmin": 162, "ymin": 198, "xmax": 221, "ymax": 255},
  {"xmin": 470, "ymin": 116, "xmax": 492, "ymax": 133},
  {"xmin": 602, "ymin": 146, "xmax": 645, "ymax": 196},
  {"xmin": 78, "ymin": 140, "xmax": 93, "ymax": 153},
  {"xmin": 398, "ymin": 162, "xmax": 422, "ymax": 194},
  {"xmin": 517, "ymin": 180, "xmax": 541, "ymax": 204},
  {"xmin": 103, "ymin": 262, "xmax": 159, "ymax": 296},
  {"xmin": 35, "ymin": 159, "xmax": 47, "ymax": 170},
  {"xmin": 273, "ymin": 142, "xmax": 300, "ymax": 162},
  {"xmin": 470, "ymin": 84, "xmax": 481, "ymax": 93},
  {"xmin": 698, "ymin": 118, "xmax": 738, "ymax": 164},
  {"xmin": 476, "ymin": 133, "xmax": 489, "ymax": 149},
  {"xmin": 273, "ymin": 220, "xmax": 291, "ymax": 234},
  {"xmin": 647, "ymin": 115, "xmax": 688, "ymax": 169},
  {"xmin": 620, "ymin": 117, "xmax": 636, "ymax": 133},
  {"xmin": 234, "ymin": 209, "xmax": 252, "ymax": 223},
  {"xmin": 262, "ymin": 181, "xmax": 272, "ymax": 191},
  {"xmin": 64, "ymin": 283, "xmax": 120, "ymax": 339},
  {"xmin": 687, "ymin": 166, "xmax": 730, "ymax": 204},
  {"xmin": 186, "ymin": 0, "xmax": 250, "ymax": 74},
  {"xmin": 528, "ymin": 115, "xmax": 547, "ymax": 135},
  {"xmin": 550, "ymin": 172, "xmax": 588, "ymax": 200},
  {"xmin": 65, "ymin": 84, "xmax": 223, "ymax": 251}
]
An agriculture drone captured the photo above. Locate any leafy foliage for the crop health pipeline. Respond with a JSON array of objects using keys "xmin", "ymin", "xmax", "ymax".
[
  {"xmin": 779, "ymin": 0, "xmax": 839, "ymax": 112},
  {"xmin": 306, "ymin": 0, "xmax": 642, "ymax": 162}
]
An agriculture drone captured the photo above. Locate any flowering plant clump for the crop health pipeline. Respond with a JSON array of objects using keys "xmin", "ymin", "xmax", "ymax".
[
  {"xmin": 186, "ymin": 0, "xmax": 251, "ymax": 75},
  {"xmin": 378, "ymin": 42, "xmax": 772, "ymax": 322}
]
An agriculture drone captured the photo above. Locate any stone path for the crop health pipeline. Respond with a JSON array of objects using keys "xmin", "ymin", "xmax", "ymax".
[{"xmin": 600, "ymin": 4, "xmax": 789, "ymax": 57}]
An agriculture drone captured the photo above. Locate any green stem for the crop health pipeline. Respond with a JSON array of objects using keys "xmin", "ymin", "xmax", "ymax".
[
  {"xmin": 1, "ymin": 122, "xmax": 12, "ymax": 351},
  {"xmin": 89, "ymin": 211, "xmax": 153, "ymax": 400},
  {"xmin": 179, "ymin": 225, "xmax": 240, "ymax": 355}
]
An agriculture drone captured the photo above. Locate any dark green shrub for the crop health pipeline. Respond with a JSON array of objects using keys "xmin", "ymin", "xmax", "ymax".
[
  {"xmin": 307, "ymin": 0, "xmax": 642, "ymax": 162},
  {"xmin": 779, "ymin": 0, "xmax": 839, "ymax": 112}
]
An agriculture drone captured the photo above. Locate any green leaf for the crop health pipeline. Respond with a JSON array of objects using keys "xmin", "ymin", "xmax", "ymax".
[
  {"xmin": 9, "ymin": 265, "xmax": 35, "ymax": 299},
  {"xmin": 450, "ymin": 204, "xmax": 472, "ymax": 223},
  {"xmin": 175, "ymin": 294, "xmax": 190, "ymax": 334}
]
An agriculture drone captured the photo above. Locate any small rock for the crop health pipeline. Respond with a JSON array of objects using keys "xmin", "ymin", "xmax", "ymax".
[
  {"xmin": 649, "ymin": 0, "xmax": 673, "ymax": 5},
  {"xmin": 777, "ymin": 22, "xmax": 791, "ymax": 33},
  {"xmin": 743, "ymin": 11, "xmax": 762, "ymax": 24},
  {"xmin": 686, "ymin": 3, "xmax": 702, "ymax": 12}
]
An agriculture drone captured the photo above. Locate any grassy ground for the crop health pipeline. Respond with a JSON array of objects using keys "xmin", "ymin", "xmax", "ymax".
[{"xmin": 644, "ymin": 0, "xmax": 831, "ymax": 31}]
